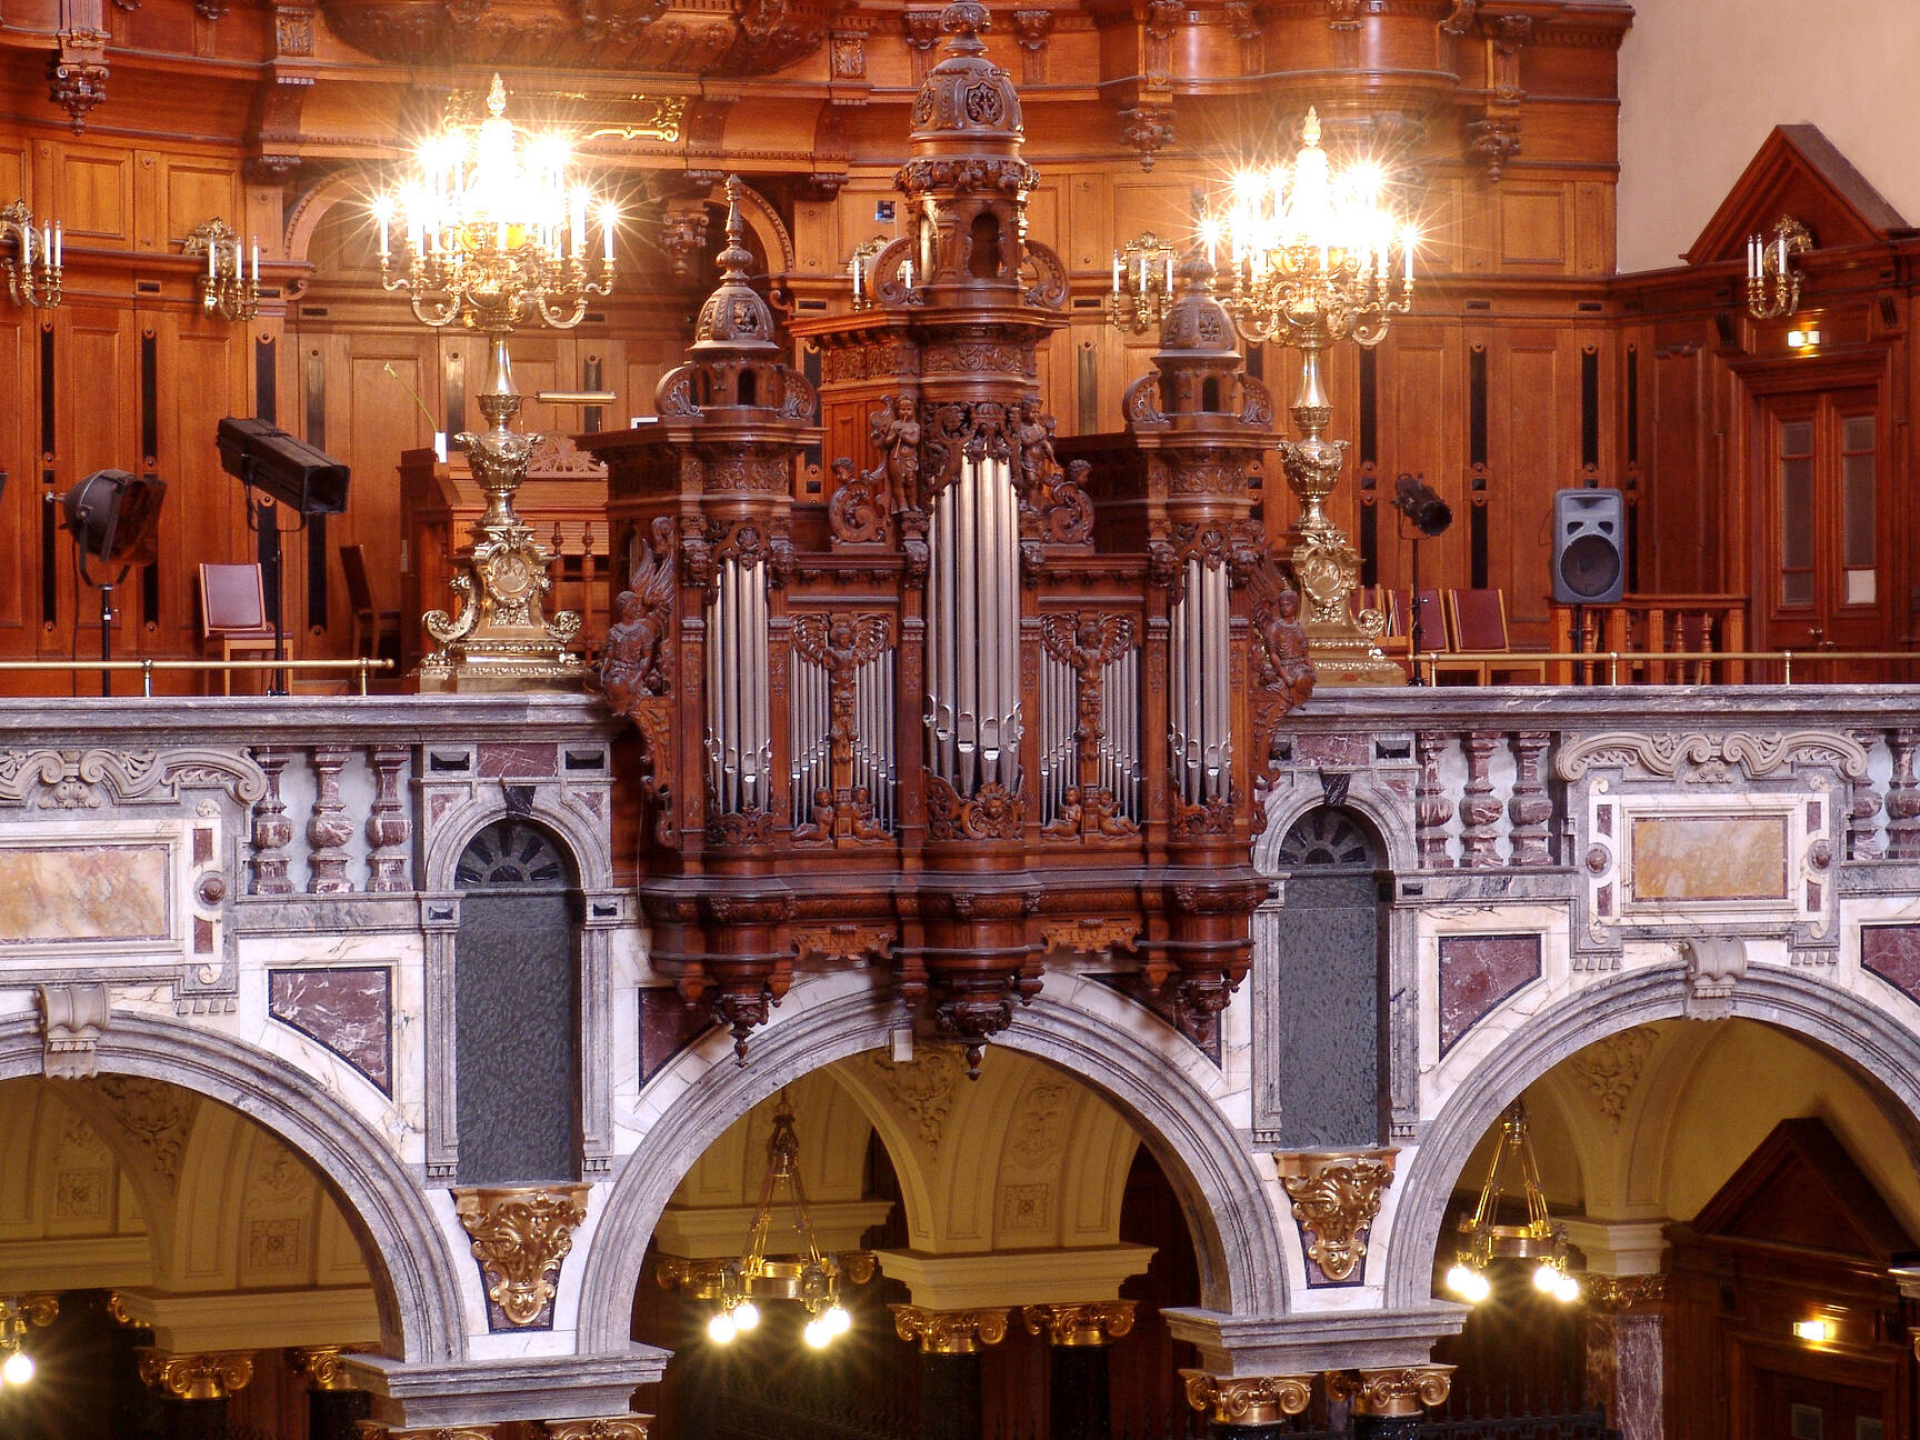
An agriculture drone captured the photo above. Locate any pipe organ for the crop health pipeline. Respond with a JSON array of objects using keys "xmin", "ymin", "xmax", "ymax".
[{"xmin": 587, "ymin": 3, "xmax": 1315, "ymax": 1072}]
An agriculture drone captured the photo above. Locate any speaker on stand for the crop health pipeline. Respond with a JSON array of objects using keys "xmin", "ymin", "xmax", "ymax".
[{"xmin": 1551, "ymin": 486, "xmax": 1625, "ymax": 684}]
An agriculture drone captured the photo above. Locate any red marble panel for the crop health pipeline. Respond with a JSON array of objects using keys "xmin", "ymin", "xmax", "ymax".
[
  {"xmin": 476, "ymin": 743, "xmax": 559, "ymax": 778},
  {"xmin": 1439, "ymin": 933, "xmax": 1542, "ymax": 1055},
  {"xmin": 1295, "ymin": 734, "xmax": 1371, "ymax": 768},
  {"xmin": 268, "ymin": 967, "xmax": 393, "ymax": 1094},
  {"xmin": 1862, "ymin": 925, "xmax": 1920, "ymax": 1005},
  {"xmin": 639, "ymin": 987, "xmax": 716, "ymax": 1084}
]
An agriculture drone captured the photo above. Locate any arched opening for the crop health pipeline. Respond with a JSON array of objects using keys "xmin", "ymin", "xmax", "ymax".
[
  {"xmin": 1422, "ymin": 1017, "xmax": 1920, "ymax": 1439},
  {"xmin": 1200, "ymin": 376, "xmax": 1221, "ymax": 412},
  {"xmin": 625, "ymin": 1044, "xmax": 1204, "ymax": 1440},
  {"xmin": 453, "ymin": 817, "xmax": 582, "ymax": 1184},
  {"xmin": 968, "ymin": 212, "xmax": 1001, "ymax": 280},
  {"xmin": 1262, "ymin": 804, "xmax": 1388, "ymax": 1147},
  {"xmin": 737, "ymin": 367, "xmax": 757, "ymax": 408}
]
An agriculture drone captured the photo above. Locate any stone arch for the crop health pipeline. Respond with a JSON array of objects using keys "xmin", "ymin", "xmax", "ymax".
[
  {"xmin": 0, "ymin": 1013, "xmax": 465, "ymax": 1362},
  {"xmin": 420, "ymin": 796, "xmax": 609, "ymax": 895},
  {"xmin": 1382, "ymin": 962, "xmax": 1920, "ymax": 1309},
  {"xmin": 1256, "ymin": 781, "xmax": 1414, "ymax": 878},
  {"xmin": 576, "ymin": 981, "xmax": 1286, "ymax": 1350}
]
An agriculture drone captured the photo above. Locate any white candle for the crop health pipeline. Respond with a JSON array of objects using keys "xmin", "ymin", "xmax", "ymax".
[
  {"xmin": 41, "ymin": 226, "xmax": 51, "ymax": 265},
  {"xmin": 1164, "ymin": 250, "xmax": 1174, "ymax": 292},
  {"xmin": 251, "ymin": 241, "xmax": 259, "ymax": 282},
  {"xmin": 208, "ymin": 238, "xmax": 217, "ymax": 278},
  {"xmin": 377, "ymin": 208, "xmax": 390, "ymax": 257},
  {"xmin": 52, "ymin": 222, "xmax": 60, "ymax": 267},
  {"xmin": 902, "ymin": 258, "xmax": 914, "ymax": 289},
  {"xmin": 1777, "ymin": 231, "xmax": 1787, "ymax": 275},
  {"xmin": 1112, "ymin": 250, "xmax": 1121, "ymax": 292},
  {"xmin": 602, "ymin": 208, "xmax": 614, "ymax": 264}
]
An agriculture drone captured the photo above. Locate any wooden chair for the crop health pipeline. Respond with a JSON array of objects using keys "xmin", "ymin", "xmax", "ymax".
[
  {"xmin": 1438, "ymin": 588, "xmax": 1549, "ymax": 685},
  {"xmin": 1408, "ymin": 588, "xmax": 1450, "ymax": 676},
  {"xmin": 340, "ymin": 544, "xmax": 402, "ymax": 663},
  {"xmin": 197, "ymin": 562, "xmax": 277, "ymax": 694}
]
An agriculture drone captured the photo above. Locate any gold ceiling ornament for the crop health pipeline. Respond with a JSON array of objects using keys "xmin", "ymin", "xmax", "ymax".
[
  {"xmin": 371, "ymin": 73, "xmax": 619, "ymax": 691},
  {"xmin": 452, "ymin": 1183, "xmax": 592, "ymax": 1327},
  {"xmin": 136, "ymin": 1350, "xmax": 257, "ymax": 1402},
  {"xmin": 0, "ymin": 199, "xmax": 62, "ymax": 310},
  {"xmin": 545, "ymin": 1416, "xmax": 652, "ymax": 1440},
  {"xmin": 889, "ymin": 1304, "xmax": 1011, "ymax": 1355},
  {"xmin": 1324, "ymin": 1365, "xmax": 1454, "ymax": 1417},
  {"xmin": 677, "ymin": 1091, "xmax": 876, "ymax": 1349},
  {"xmin": 1276, "ymin": 1149, "xmax": 1396, "ymax": 1282},
  {"xmin": 1179, "ymin": 1370, "xmax": 1315, "ymax": 1425},
  {"xmin": 1204, "ymin": 106, "xmax": 1416, "ymax": 685},
  {"xmin": 1746, "ymin": 214, "xmax": 1813, "ymax": 322},
  {"xmin": 1020, "ymin": 1300, "xmax": 1136, "ymax": 1347},
  {"xmin": 581, "ymin": 95, "xmax": 688, "ymax": 144},
  {"xmin": 1444, "ymin": 1099, "xmax": 1581, "ymax": 1305},
  {"xmin": 289, "ymin": 1344, "xmax": 375, "ymax": 1391}
]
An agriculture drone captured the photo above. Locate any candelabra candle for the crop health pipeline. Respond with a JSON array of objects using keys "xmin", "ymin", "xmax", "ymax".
[
  {"xmin": 2, "ymin": 199, "xmax": 64, "ymax": 310},
  {"xmin": 1104, "ymin": 232, "xmax": 1176, "ymax": 335},
  {"xmin": 1745, "ymin": 215, "xmax": 1811, "ymax": 322},
  {"xmin": 185, "ymin": 216, "xmax": 260, "ymax": 323}
]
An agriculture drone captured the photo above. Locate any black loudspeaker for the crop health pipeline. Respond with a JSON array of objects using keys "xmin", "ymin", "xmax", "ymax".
[{"xmin": 1551, "ymin": 487, "xmax": 1625, "ymax": 605}]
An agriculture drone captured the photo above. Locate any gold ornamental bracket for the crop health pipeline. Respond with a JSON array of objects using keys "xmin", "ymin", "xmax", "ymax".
[
  {"xmin": 136, "ymin": 1349, "xmax": 257, "ymax": 1402},
  {"xmin": 1179, "ymin": 1370, "xmax": 1315, "ymax": 1426},
  {"xmin": 1021, "ymin": 1300, "xmax": 1136, "ymax": 1347},
  {"xmin": 290, "ymin": 1343, "xmax": 376, "ymax": 1391},
  {"xmin": 1275, "ymin": 1150, "xmax": 1396, "ymax": 1284},
  {"xmin": 890, "ymin": 1304, "xmax": 1010, "ymax": 1354},
  {"xmin": 452, "ymin": 1184, "xmax": 592, "ymax": 1328}
]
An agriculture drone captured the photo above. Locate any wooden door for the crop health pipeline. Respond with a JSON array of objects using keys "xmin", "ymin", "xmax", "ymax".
[
  {"xmin": 1758, "ymin": 386, "xmax": 1886, "ymax": 673},
  {"xmin": 1756, "ymin": 1363, "xmax": 1888, "ymax": 1440}
]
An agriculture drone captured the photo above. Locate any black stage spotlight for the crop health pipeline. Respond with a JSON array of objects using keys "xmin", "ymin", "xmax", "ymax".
[
  {"xmin": 216, "ymin": 416, "xmax": 350, "ymax": 515},
  {"xmin": 1392, "ymin": 472, "xmax": 1453, "ymax": 537},
  {"xmin": 59, "ymin": 468, "xmax": 168, "ymax": 695}
]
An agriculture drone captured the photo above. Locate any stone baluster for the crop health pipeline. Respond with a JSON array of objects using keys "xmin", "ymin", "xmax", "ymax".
[
  {"xmin": 1888, "ymin": 728, "xmax": 1920, "ymax": 861},
  {"xmin": 1180, "ymin": 1370, "xmax": 1314, "ymax": 1439},
  {"xmin": 891, "ymin": 1305, "xmax": 1009, "ymax": 1440},
  {"xmin": 306, "ymin": 744, "xmax": 356, "ymax": 893},
  {"xmin": 1023, "ymin": 1302, "xmax": 1135, "ymax": 1440},
  {"xmin": 290, "ymin": 1346, "xmax": 373, "ymax": 1440},
  {"xmin": 248, "ymin": 747, "xmax": 295, "ymax": 895},
  {"xmin": 1457, "ymin": 733, "xmax": 1502, "ymax": 868},
  {"xmin": 136, "ymin": 1349, "xmax": 255, "ymax": 1440},
  {"xmin": 1506, "ymin": 730, "xmax": 1553, "ymax": 867},
  {"xmin": 1414, "ymin": 732, "xmax": 1452, "ymax": 869},
  {"xmin": 1848, "ymin": 726, "xmax": 1885, "ymax": 859},
  {"xmin": 365, "ymin": 744, "xmax": 413, "ymax": 892},
  {"xmin": 1325, "ymin": 1366, "xmax": 1453, "ymax": 1440}
]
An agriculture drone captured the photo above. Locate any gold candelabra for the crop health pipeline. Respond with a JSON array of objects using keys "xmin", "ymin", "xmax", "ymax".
[
  {"xmin": 184, "ymin": 218, "xmax": 260, "ymax": 322},
  {"xmin": 372, "ymin": 73, "xmax": 617, "ymax": 691},
  {"xmin": 1106, "ymin": 232, "xmax": 1177, "ymax": 334},
  {"xmin": 1, "ymin": 200, "xmax": 62, "ymax": 310},
  {"xmin": 1210, "ymin": 107, "xmax": 1416, "ymax": 685},
  {"xmin": 1746, "ymin": 214, "xmax": 1812, "ymax": 321},
  {"xmin": 848, "ymin": 236, "xmax": 889, "ymax": 310},
  {"xmin": 1444, "ymin": 1101, "xmax": 1580, "ymax": 1306}
]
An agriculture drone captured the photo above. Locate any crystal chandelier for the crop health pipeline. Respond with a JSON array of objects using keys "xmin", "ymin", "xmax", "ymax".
[
  {"xmin": 1206, "ymin": 107, "xmax": 1416, "ymax": 685},
  {"xmin": 1444, "ymin": 1100, "xmax": 1580, "ymax": 1305},
  {"xmin": 665, "ymin": 1094, "xmax": 876, "ymax": 1349},
  {"xmin": 370, "ymin": 74, "xmax": 617, "ymax": 690}
]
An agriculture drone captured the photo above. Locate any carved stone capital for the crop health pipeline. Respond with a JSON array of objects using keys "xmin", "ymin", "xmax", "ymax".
[
  {"xmin": 890, "ymin": 1304, "xmax": 1009, "ymax": 1354},
  {"xmin": 137, "ymin": 1350, "xmax": 256, "ymax": 1401},
  {"xmin": 354, "ymin": 1428, "xmax": 496, "ymax": 1440},
  {"xmin": 452, "ymin": 1184, "xmax": 591, "ymax": 1328},
  {"xmin": 290, "ymin": 1344, "xmax": 375, "ymax": 1391},
  {"xmin": 1021, "ymin": 1301, "xmax": 1135, "ymax": 1347},
  {"xmin": 545, "ymin": 1417, "xmax": 652, "ymax": 1440},
  {"xmin": 1179, "ymin": 1370, "xmax": 1314, "ymax": 1425},
  {"xmin": 1324, "ymin": 1365, "xmax": 1454, "ymax": 1417},
  {"xmin": 36, "ymin": 983, "xmax": 110, "ymax": 1079},
  {"xmin": 1275, "ymin": 1150, "xmax": 1396, "ymax": 1283},
  {"xmin": 1584, "ymin": 1273, "xmax": 1666, "ymax": 1313}
]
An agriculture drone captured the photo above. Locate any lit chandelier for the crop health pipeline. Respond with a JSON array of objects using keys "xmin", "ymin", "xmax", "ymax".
[
  {"xmin": 0, "ymin": 1295, "xmax": 55, "ymax": 1386},
  {"xmin": 1444, "ymin": 1100, "xmax": 1580, "ymax": 1305},
  {"xmin": 370, "ymin": 74, "xmax": 617, "ymax": 690},
  {"xmin": 1205, "ymin": 107, "xmax": 1417, "ymax": 685},
  {"xmin": 668, "ymin": 1095, "xmax": 876, "ymax": 1349}
]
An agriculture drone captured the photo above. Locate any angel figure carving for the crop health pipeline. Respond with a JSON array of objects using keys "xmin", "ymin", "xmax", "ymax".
[
  {"xmin": 598, "ymin": 516, "xmax": 677, "ymax": 717},
  {"xmin": 1249, "ymin": 561, "xmax": 1315, "ymax": 714},
  {"xmin": 1042, "ymin": 612, "xmax": 1135, "ymax": 759},
  {"xmin": 793, "ymin": 612, "xmax": 892, "ymax": 767},
  {"xmin": 870, "ymin": 394, "xmax": 922, "ymax": 515}
]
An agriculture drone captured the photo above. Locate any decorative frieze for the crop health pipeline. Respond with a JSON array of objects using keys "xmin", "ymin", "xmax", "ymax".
[
  {"xmin": 1275, "ymin": 1149, "xmax": 1395, "ymax": 1284},
  {"xmin": 1179, "ymin": 1370, "xmax": 1314, "ymax": 1425},
  {"xmin": 452, "ymin": 1184, "xmax": 592, "ymax": 1329},
  {"xmin": 890, "ymin": 1305, "xmax": 1010, "ymax": 1354}
]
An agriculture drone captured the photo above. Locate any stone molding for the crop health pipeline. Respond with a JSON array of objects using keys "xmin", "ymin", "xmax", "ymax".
[
  {"xmin": 1179, "ymin": 1370, "xmax": 1313, "ymax": 1425},
  {"xmin": 1275, "ymin": 1150, "xmax": 1396, "ymax": 1283},
  {"xmin": 452, "ymin": 1185, "xmax": 592, "ymax": 1328},
  {"xmin": 890, "ymin": 1304, "xmax": 1010, "ymax": 1354},
  {"xmin": 1324, "ymin": 1365, "xmax": 1453, "ymax": 1416},
  {"xmin": 1021, "ymin": 1300, "xmax": 1136, "ymax": 1347},
  {"xmin": 137, "ymin": 1349, "xmax": 256, "ymax": 1401}
]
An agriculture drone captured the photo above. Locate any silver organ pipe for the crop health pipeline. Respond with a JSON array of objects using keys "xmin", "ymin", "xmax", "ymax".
[
  {"xmin": 1167, "ymin": 558, "xmax": 1233, "ymax": 805},
  {"xmin": 852, "ymin": 646, "xmax": 897, "ymax": 830},
  {"xmin": 706, "ymin": 558, "xmax": 772, "ymax": 816},
  {"xmin": 926, "ymin": 455, "xmax": 1023, "ymax": 797}
]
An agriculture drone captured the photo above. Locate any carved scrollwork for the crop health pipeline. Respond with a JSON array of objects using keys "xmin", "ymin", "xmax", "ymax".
[
  {"xmin": 1553, "ymin": 730, "xmax": 1869, "ymax": 783},
  {"xmin": 451, "ymin": 1185, "xmax": 590, "ymax": 1328},
  {"xmin": 1276, "ymin": 1152, "xmax": 1395, "ymax": 1282},
  {"xmin": 1180, "ymin": 1371, "xmax": 1314, "ymax": 1425},
  {"xmin": 1022, "ymin": 240, "xmax": 1068, "ymax": 310},
  {"xmin": 1124, "ymin": 373, "xmax": 1168, "ymax": 429},
  {"xmin": 926, "ymin": 773, "xmax": 1024, "ymax": 840}
]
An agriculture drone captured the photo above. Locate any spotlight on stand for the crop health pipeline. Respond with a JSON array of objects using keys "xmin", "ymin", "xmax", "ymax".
[
  {"xmin": 1391, "ymin": 474, "xmax": 1452, "ymax": 677},
  {"xmin": 216, "ymin": 417, "xmax": 351, "ymax": 695},
  {"xmin": 59, "ymin": 469, "xmax": 167, "ymax": 697}
]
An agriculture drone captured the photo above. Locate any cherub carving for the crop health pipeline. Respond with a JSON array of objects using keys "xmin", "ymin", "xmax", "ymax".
[
  {"xmin": 1042, "ymin": 612, "xmax": 1135, "ymax": 757},
  {"xmin": 1249, "ymin": 561, "xmax": 1315, "ymax": 714},
  {"xmin": 870, "ymin": 394, "xmax": 922, "ymax": 514},
  {"xmin": 598, "ymin": 516, "xmax": 677, "ymax": 717},
  {"xmin": 793, "ymin": 612, "xmax": 892, "ymax": 766}
]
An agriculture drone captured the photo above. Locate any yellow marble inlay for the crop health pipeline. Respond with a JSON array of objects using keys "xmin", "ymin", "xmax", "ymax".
[
  {"xmin": 1630, "ymin": 816, "xmax": 1787, "ymax": 902},
  {"xmin": 0, "ymin": 844, "xmax": 169, "ymax": 943}
]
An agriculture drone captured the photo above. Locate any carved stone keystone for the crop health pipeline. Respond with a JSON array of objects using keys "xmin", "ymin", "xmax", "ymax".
[{"xmin": 1275, "ymin": 1149, "xmax": 1396, "ymax": 1283}]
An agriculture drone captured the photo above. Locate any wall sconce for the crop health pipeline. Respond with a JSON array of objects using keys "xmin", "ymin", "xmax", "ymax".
[
  {"xmin": 184, "ymin": 217, "xmax": 260, "ymax": 323},
  {"xmin": 1792, "ymin": 1317, "xmax": 1835, "ymax": 1344},
  {"xmin": 1746, "ymin": 215, "xmax": 1812, "ymax": 321},
  {"xmin": 1, "ymin": 200, "xmax": 63, "ymax": 309},
  {"xmin": 848, "ymin": 236, "xmax": 889, "ymax": 310},
  {"xmin": 1106, "ymin": 231, "xmax": 1176, "ymax": 334},
  {"xmin": 1786, "ymin": 326, "xmax": 1822, "ymax": 350}
]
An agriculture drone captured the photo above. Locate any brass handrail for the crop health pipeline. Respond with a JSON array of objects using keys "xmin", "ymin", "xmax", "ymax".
[
  {"xmin": 0, "ymin": 658, "xmax": 395, "ymax": 697},
  {"xmin": 1415, "ymin": 649, "xmax": 1920, "ymax": 687}
]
